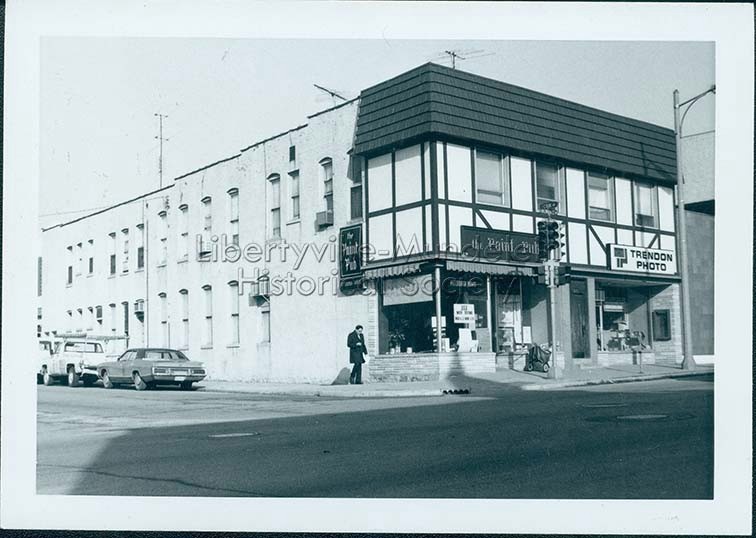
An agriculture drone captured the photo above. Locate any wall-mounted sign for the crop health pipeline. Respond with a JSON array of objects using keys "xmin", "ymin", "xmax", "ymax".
[
  {"xmin": 460, "ymin": 226, "xmax": 540, "ymax": 263},
  {"xmin": 607, "ymin": 244, "xmax": 676, "ymax": 275},
  {"xmin": 382, "ymin": 274, "xmax": 433, "ymax": 306},
  {"xmin": 454, "ymin": 303, "xmax": 476, "ymax": 324},
  {"xmin": 339, "ymin": 224, "xmax": 362, "ymax": 279}
]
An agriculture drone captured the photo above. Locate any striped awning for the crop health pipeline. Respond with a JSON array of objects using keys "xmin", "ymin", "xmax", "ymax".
[
  {"xmin": 446, "ymin": 260, "xmax": 535, "ymax": 276},
  {"xmin": 362, "ymin": 262, "xmax": 423, "ymax": 280}
]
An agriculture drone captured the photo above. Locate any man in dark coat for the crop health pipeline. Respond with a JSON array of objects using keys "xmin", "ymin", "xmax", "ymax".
[{"xmin": 347, "ymin": 325, "xmax": 368, "ymax": 384}]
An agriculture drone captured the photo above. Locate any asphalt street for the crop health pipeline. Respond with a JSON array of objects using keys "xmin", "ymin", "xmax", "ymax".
[{"xmin": 37, "ymin": 376, "xmax": 713, "ymax": 498}]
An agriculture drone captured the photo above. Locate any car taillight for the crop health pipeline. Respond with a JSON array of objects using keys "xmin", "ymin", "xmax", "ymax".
[
  {"xmin": 152, "ymin": 367, "xmax": 168, "ymax": 374},
  {"xmin": 192, "ymin": 369, "xmax": 205, "ymax": 375}
]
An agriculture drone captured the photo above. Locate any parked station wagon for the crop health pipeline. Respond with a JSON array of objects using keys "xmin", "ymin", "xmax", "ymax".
[{"xmin": 97, "ymin": 348, "xmax": 206, "ymax": 391}]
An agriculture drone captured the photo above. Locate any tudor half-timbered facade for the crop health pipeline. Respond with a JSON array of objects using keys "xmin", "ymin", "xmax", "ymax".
[{"xmin": 39, "ymin": 63, "xmax": 689, "ymax": 383}]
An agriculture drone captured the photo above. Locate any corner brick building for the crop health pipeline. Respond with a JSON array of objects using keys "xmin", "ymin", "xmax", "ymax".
[{"xmin": 38, "ymin": 63, "xmax": 712, "ymax": 383}]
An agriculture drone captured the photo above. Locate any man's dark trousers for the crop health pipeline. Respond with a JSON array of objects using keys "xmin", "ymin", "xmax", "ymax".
[{"xmin": 350, "ymin": 361, "xmax": 362, "ymax": 384}]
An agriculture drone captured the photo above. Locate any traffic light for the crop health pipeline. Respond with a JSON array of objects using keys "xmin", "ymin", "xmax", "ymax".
[
  {"xmin": 545, "ymin": 221, "xmax": 560, "ymax": 251},
  {"xmin": 555, "ymin": 222, "xmax": 566, "ymax": 254},
  {"xmin": 554, "ymin": 264, "xmax": 572, "ymax": 286},
  {"xmin": 537, "ymin": 265, "xmax": 548, "ymax": 285},
  {"xmin": 536, "ymin": 221, "xmax": 551, "ymax": 260}
]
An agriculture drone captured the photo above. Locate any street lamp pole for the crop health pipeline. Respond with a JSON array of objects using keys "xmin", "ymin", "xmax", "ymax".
[{"xmin": 673, "ymin": 85, "xmax": 715, "ymax": 371}]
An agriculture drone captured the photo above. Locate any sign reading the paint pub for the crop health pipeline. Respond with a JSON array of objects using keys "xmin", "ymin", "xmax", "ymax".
[
  {"xmin": 460, "ymin": 226, "xmax": 540, "ymax": 263},
  {"xmin": 339, "ymin": 224, "xmax": 362, "ymax": 278},
  {"xmin": 608, "ymin": 244, "xmax": 677, "ymax": 275}
]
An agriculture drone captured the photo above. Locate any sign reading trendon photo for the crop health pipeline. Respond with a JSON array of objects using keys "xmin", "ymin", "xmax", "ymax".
[
  {"xmin": 608, "ymin": 244, "xmax": 677, "ymax": 275},
  {"xmin": 339, "ymin": 224, "xmax": 362, "ymax": 279},
  {"xmin": 460, "ymin": 226, "xmax": 540, "ymax": 263}
]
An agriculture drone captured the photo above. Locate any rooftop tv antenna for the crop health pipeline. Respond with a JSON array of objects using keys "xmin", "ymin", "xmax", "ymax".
[
  {"xmin": 313, "ymin": 84, "xmax": 348, "ymax": 106},
  {"xmin": 154, "ymin": 113, "xmax": 169, "ymax": 188},
  {"xmin": 429, "ymin": 49, "xmax": 495, "ymax": 69}
]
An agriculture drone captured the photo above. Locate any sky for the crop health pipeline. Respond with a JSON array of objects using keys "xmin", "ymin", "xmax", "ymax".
[{"xmin": 39, "ymin": 38, "xmax": 715, "ymax": 228}]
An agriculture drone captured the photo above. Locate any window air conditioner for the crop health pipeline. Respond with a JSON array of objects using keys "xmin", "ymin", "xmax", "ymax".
[
  {"xmin": 134, "ymin": 300, "xmax": 145, "ymax": 314},
  {"xmin": 316, "ymin": 210, "xmax": 334, "ymax": 228}
]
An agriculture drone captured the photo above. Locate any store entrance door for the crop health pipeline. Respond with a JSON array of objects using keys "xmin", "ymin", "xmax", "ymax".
[{"xmin": 570, "ymin": 279, "xmax": 589, "ymax": 358}]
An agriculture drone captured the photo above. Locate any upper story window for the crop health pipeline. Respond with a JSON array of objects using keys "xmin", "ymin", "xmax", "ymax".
[
  {"xmin": 37, "ymin": 256, "xmax": 43, "ymax": 296},
  {"xmin": 178, "ymin": 204, "xmax": 189, "ymax": 261},
  {"xmin": 268, "ymin": 174, "xmax": 281, "ymax": 238},
  {"xmin": 108, "ymin": 233, "xmax": 117, "ymax": 275},
  {"xmin": 87, "ymin": 239, "xmax": 94, "ymax": 274},
  {"xmin": 66, "ymin": 245, "xmax": 73, "ymax": 284},
  {"xmin": 320, "ymin": 158, "xmax": 334, "ymax": 213},
  {"xmin": 350, "ymin": 156, "xmax": 363, "ymax": 220},
  {"xmin": 535, "ymin": 161, "xmax": 560, "ymax": 212},
  {"xmin": 289, "ymin": 173, "xmax": 300, "ymax": 220},
  {"xmin": 136, "ymin": 225, "xmax": 144, "ymax": 269},
  {"xmin": 228, "ymin": 189, "xmax": 240, "ymax": 245},
  {"xmin": 201, "ymin": 196, "xmax": 212, "ymax": 233},
  {"xmin": 634, "ymin": 182, "xmax": 658, "ymax": 228},
  {"xmin": 289, "ymin": 145, "xmax": 296, "ymax": 166},
  {"xmin": 76, "ymin": 242, "xmax": 83, "ymax": 276},
  {"xmin": 121, "ymin": 228, "xmax": 129, "ymax": 273},
  {"xmin": 588, "ymin": 172, "xmax": 615, "ymax": 222},
  {"xmin": 158, "ymin": 211, "xmax": 168, "ymax": 265},
  {"xmin": 475, "ymin": 150, "xmax": 510, "ymax": 207}
]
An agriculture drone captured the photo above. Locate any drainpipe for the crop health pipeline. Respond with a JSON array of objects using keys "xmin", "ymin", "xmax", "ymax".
[{"xmin": 434, "ymin": 264, "xmax": 443, "ymax": 352}]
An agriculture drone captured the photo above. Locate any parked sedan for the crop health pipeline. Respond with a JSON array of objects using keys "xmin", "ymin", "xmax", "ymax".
[{"xmin": 97, "ymin": 348, "xmax": 206, "ymax": 391}]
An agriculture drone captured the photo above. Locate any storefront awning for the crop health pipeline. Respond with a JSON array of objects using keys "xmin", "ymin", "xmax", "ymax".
[
  {"xmin": 362, "ymin": 262, "xmax": 423, "ymax": 280},
  {"xmin": 446, "ymin": 260, "xmax": 535, "ymax": 276}
]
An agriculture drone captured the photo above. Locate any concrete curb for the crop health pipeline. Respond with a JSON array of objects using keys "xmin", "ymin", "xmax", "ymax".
[
  {"xmin": 197, "ymin": 369, "xmax": 712, "ymax": 397},
  {"xmin": 520, "ymin": 369, "xmax": 714, "ymax": 391},
  {"xmin": 198, "ymin": 385, "xmax": 449, "ymax": 398}
]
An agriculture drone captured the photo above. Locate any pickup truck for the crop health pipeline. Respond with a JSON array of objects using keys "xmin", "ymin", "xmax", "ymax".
[
  {"xmin": 37, "ymin": 339, "xmax": 55, "ymax": 384},
  {"xmin": 42, "ymin": 339, "xmax": 105, "ymax": 387}
]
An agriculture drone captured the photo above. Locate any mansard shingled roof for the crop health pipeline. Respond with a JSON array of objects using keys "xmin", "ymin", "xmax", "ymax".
[{"xmin": 354, "ymin": 63, "xmax": 677, "ymax": 184}]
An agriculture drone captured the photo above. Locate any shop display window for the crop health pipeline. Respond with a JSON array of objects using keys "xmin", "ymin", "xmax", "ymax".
[
  {"xmin": 382, "ymin": 302, "xmax": 435, "ymax": 353},
  {"xmin": 494, "ymin": 278, "xmax": 524, "ymax": 353},
  {"xmin": 596, "ymin": 285, "xmax": 650, "ymax": 351},
  {"xmin": 652, "ymin": 309, "xmax": 671, "ymax": 341}
]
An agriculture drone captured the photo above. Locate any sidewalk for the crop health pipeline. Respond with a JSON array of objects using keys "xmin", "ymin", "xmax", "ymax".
[{"xmin": 198, "ymin": 363, "xmax": 714, "ymax": 398}]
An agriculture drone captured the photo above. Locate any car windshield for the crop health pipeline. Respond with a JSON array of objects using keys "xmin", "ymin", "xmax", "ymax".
[
  {"xmin": 143, "ymin": 350, "xmax": 188, "ymax": 361},
  {"xmin": 64, "ymin": 342, "xmax": 103, "ymax": 353}
]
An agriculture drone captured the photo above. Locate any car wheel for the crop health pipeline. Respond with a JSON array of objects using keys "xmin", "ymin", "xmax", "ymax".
[
  {"xmin": 179, "ymin": 381, "xmax": 193, "ymax": 391},
  {"xmin": 133, "ymin": 372, "xmax": 148, "ymax": 391},
  {"xmin": 42, "ymin": 369, "xmax": 54, "ymax": 386},
  {"xmin": 542, "ymin": 363, "xmax": 550, "ymax": 373},
  {"xmin": 524, "ymin": 363, "xmax": 532, "ymax": 372},
  {"xmin": 67, "ymin": 368, "xmax": 80, "ymax": 387},
  {"xmin": 101, "ymin": 370, "xmax": 114, "ymax": 389}
]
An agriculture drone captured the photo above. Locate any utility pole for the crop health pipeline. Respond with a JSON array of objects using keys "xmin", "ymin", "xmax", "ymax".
[
  {"xmin": 673, "ymin": 84, "xmax": 714, "ymax": 371},
  {"xmin": 154, "ymin": 113, "xmax": 169, "ymax": 188},
  {"xmin": 538, "ymin": 201, "xmax": 564, "ymax": 380}
]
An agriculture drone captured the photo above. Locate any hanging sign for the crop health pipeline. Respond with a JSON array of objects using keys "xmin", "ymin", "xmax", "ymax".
[
  {"xmin": 460, "ymin": 226, "xmax": 540, "ymax": 263},
  {"xmin": 382, "ymin": 274, "xmax": 434, "ymax": 306},
  {"xmin": 339, "ymin": 224, "xmax": 362, "ymax": 279},
  {"xmin": 454, "ymin": 303, "xmax": 476, "ymax": 324},
  {"xmin": 607, "ymin": 244, "xmax": 676, "ymax": 275}
]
